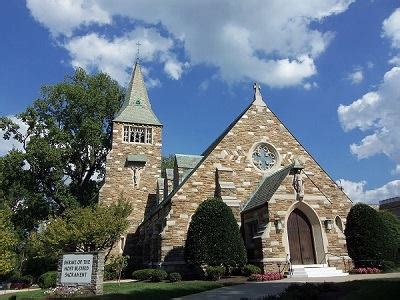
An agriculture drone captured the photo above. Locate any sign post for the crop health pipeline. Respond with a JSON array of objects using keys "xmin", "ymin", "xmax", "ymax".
[{"xmin": 57, "ymin": 252, "xmax": 105, "ymax": 295}]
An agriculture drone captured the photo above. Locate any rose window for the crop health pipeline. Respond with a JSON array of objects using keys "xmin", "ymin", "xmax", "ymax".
[{"xmin": 252, "ymin": 143, "xmax": 277, "ymax": 171}]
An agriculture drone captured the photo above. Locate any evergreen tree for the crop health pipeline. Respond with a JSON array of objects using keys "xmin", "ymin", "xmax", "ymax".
[
  {"xmin": 345, "ymin": 203, "xmax": 387, "ymax": 266},
  {"xmin": 185, "ymin": 197, "xmax": 247, "ymax": 267}
]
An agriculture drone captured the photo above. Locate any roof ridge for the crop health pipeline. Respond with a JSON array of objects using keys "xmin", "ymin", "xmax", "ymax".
[{"xmin": 243, "ymin": 162, "xmax": 295, "ymax": 212}]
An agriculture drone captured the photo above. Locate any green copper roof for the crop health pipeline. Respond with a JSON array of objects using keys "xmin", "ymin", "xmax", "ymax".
[
  {"xmin": 127, "ymin": 154, "xmax": 147, "ymax": 163},
  {"xmin": 175, "ymin": 154, "xmax": 204, "ymax": 169},
  {"xmin": 114, "ymin": 61, "xmax": 162, "ymax": 126},
  {"xmin": 243, "ymin": 162, "xmax": 295, "ymax": 212}
]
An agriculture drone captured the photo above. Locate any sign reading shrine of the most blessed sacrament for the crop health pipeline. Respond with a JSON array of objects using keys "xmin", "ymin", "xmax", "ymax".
[{"xmin": 99, "ymin": 59, "xmax": 353, "ymax": 277}]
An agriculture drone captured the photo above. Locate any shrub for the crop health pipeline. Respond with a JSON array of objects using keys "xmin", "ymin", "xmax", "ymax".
[
  {"xmin": 349, "ymin": 267, "xmax": 381, "ymax": 274},
  {"xmin": 206, "ymin": 266, "xmax": 225, "ymax": 281},
  {"xmin": 104, "ymin": 255, "xmax": 129, "ymax": 281},
  {"xmin": 132, "ymin": 269, "xmax": 155, "ymax": 281},
  {"xmin": 247, "ymin": 272, "xmax": 283, "ymax": 281},
  {"xmin": 185, "ymin": 198, "xmax": 247, "ymax": 268},
  {"xmin": 345, "ymin": 204, "xmax": 387, "ymax": 267},
  {"xmin": 379, "ymin": 211, "xmax": 400, "ymax": 264},
  {"xmin": 150, "ymin": 269, "xmax": 167, "ymax": 282},
  {"xmin": 38, "ymin": 271, "xmax": 57, "ymax": 289},
  {"xmin": 242, "ymin": 264, "xmax": 261, "ymax": 277},
  {"xmin": 9, "ymin": 275, "xmax": 33, "ymax": 289},
  {"xmin": 168, "ymin": 272, "xmax": 182, "ymax": 282},
  {"xmin": 45, "ymin": 286, "xmax": 95, "ymax": 297},
  {"xmin": 381, "ymin": 261, "xmax": 397, "ymax": 272}
]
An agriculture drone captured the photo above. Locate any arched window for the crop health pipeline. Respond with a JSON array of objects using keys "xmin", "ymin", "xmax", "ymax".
[{"xmin": 335, "ymin": 216, "xmax": 344, "ymax": 233}]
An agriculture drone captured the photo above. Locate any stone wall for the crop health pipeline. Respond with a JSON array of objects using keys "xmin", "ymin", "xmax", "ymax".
[
  {"xmin": 99, "ymin": 121, "xmax": 162, "ymax": 234},
  {"xmin": 137, "ymin": 103, "xmax": 352, "ymax": 271}
]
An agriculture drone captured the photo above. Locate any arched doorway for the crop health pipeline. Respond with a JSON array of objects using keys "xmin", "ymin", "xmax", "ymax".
[{"xmin": 287, "ymin": 209, "xmax": 316, "ymax": 264}]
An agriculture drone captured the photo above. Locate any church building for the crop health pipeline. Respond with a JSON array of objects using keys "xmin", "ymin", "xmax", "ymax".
[{"xmin": 99, "ymin": 59, "xmax": 353, "ymax": 275}]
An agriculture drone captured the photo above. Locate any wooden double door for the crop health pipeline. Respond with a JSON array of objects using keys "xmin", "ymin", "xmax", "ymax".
[{"xmin": 287, "ymin": 209, "xmax": 316, "ymax": 265}]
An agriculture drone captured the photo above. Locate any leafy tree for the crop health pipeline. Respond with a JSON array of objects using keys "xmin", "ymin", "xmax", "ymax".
[
  {"xmin": 379, "ymin": 210, "xmax": 400, "ymax": 264},
  {"xmin": 185, "ymin": 197, "xmax": 247, "ymax": 268},
  {"xmin": 0, "ymin": 68, "xmax": 124, "ymax": 232},
  {"xmin": 161, "ymin": 154, "xmax": 174, "ymax": 178},
  {"xmin": 29, "ymin": 201, "xmax": 132, "ymax": 260},
  {"xmin": 0, "ymin": 209, "xmax": 19, "ymax": 278},
  {"xmin": 345, "ymin": 203, "xmax": 387, "ymax": 267}
]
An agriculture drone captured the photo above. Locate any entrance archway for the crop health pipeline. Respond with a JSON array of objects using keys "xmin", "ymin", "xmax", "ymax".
[{"xmin": 287, "ymin": 209, "xmax": 316, "ymax": 264}]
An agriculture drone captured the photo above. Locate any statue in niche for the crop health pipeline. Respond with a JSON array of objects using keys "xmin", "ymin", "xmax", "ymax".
[
  {"xmin": 131, "ymin": 166, "xmax": 144, "ymax": 188},
  {"xmin": 292, "ymin": 171, "xmax": 304, "ymax": 200}
]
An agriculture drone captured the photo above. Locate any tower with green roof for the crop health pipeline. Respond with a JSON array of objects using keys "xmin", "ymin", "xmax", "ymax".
[{"xmin": 99, "ymin": 60, "xmax": 163, "ymax": 250}]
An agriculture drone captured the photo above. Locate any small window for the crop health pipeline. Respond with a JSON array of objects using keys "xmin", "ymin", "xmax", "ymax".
[{"xmin": 123, "ymin": 125, "xmax": 153, "ymax": 144}]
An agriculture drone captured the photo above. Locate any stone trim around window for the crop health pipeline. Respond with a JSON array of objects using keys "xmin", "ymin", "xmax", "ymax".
[
  {"xmin": 123, "ymin": 125, "xmax": 153, "ymax": 144},
  {"xmin": 249, "ymin": 142, "xmax": 281, "ymax": 173}
]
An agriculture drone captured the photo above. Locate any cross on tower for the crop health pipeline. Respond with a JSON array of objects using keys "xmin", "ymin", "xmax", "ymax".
[{"xmin": 136, "ymin": 41, "xmax": 142, "ymax": 61}]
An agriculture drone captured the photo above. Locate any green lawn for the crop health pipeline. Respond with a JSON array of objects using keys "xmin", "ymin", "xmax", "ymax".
[
  {"xmin": 1, "ymin": 280, "xmax": 238, "ymax": 300},
  {"xmin": 265, "ymin": 279, "xmax": 400, "ymax": 300}
]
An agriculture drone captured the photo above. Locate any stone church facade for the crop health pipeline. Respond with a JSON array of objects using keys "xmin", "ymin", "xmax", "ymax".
[{"xmin": 100, "ymin": 60, "xmax": 353, "ymax": 273}]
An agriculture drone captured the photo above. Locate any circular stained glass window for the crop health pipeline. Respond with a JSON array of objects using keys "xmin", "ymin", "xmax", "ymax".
[{"xmin": 252, "ymin": 143, "xmax": 277, "ymax": 171}]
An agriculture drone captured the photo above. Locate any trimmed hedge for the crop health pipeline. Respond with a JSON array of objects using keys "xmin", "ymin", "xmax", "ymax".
[
  {"xmin": 184, "ymin": 197, "xmax": 247, "ymax": 268},
  {"xmin": 149, "ymin": 269, "xmax": 167, "ymax": 282},
  {"xmin": 345, "ymin": 204, "xmax": 400, "ymax": 267},
  {"xmin": 168, "ymin": 272, "xmax": 182, "ymax": 282},
  {"xmin": 206, "ymin": 266, "xmax": 225, "ymax": 281},
  {"xmin": 38, "ymin": 271, "xmax": 57, "ymax": 289},
  {"xmin": 132, "ymin": 269, "xmax": 155, "ymax": 281},
  {"xmin": 242, "ymin": 264, "xmax": 261, "ymax": 277}
]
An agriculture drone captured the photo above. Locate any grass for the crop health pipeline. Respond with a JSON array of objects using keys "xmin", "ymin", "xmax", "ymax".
[
  {"xmin": 263, "ymin": 278, "xmax": 400, "ymax": 300},
  {"xmin": 0, "ymin": 280, "xmax": 238, "ymax": 300}
]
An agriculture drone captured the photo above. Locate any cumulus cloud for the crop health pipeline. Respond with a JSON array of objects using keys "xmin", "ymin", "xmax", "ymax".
[
  {"xmin": 26, "ymin": 0, "xmax": 110, "ymax": 37},
  {"xmin": 337, "ymin": 178, "xmax": 400, "ymax": 203},
  {"xmin": 382, "ymin": 8, "xmax": 400, "ymax": 49},
  {"xmin": 0, "ymin": 116, "xmax": 28, "ymax": 156},
  {"xmin": 338, "ymin": 67, "xmax": 400, "ymax": 163},
  {"xmin": 347, "ymin": 68, "xmax": 363, "ymax": 84},
  {"xmin": 26, "ymin": 0, "xmax": 355, "ymax": 87}
]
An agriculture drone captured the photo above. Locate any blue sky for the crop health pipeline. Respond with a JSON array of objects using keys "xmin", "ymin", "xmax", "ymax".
[{"xmin": 1, "ymin": 0, "xmax": 399, "ymax": 203}]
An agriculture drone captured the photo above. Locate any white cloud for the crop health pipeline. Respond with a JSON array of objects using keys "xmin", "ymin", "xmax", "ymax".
[
  {"xmin": 303, "ymin": 81, "xmax": 318, "ymax": 90},
  {"xmin": 347, "ymin": 68, "xmax": 363, "ymax": 84},
  {"xmin": 392, "ymin": 164, "xmax": 400, "ymax": 175},
  {"xmin": 382, "ymin": 8, "xmax": 400, "ymax": 49},
  {"xmin": 338, "ymin": 67, "xmax": 400, "ymax": 163},
  {"xmin": 389, "ymin": 55, "xmax": 400, "ymax": 66},
  {"xmin": 0, "ymin": 116, "xmax": 28, "ymax": 156},
  {"xmin": 26, "ymin": 0, "xmax": 355, "ymax": 87},
  {"xmin": 26, "ymin": 0, "xmax": 110, "ymax": 37},
  {"xmin": 337, "ymin": 178, "xmax": 400, "ymax": 203},
  {"xmin": 64, "ymin": 28, "xmax": 177, "ymax": 84}
]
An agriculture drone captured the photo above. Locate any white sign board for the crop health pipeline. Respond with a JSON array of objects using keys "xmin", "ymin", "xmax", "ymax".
[{"xmin": 60, "ymin": 254, "xmax": 93, "ymax": 284}]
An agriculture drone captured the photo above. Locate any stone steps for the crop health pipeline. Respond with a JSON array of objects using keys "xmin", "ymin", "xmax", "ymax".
[{"xmin": 290, "ymin": 264, "xmax": 348, "ymax": 278}]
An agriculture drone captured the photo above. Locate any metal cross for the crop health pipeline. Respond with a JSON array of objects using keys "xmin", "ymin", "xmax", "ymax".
[{"xmin": 136, "ymin": 41, "xmax": 142, "ymax": 60}]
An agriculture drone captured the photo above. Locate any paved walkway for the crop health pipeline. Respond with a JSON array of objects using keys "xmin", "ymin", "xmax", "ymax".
[{"xmin": 177, "ymin": 272, "xmax": 400, "ymax": 300}]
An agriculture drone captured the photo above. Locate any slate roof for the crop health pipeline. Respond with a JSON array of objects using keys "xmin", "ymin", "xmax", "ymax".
[
  {"xmin": 114, "ymin": 61, "xmax": 162, "ymax": 126},
  {"xmin": 243, "ymin": 162, "xmax": 295, "ymax": 212},
  {"xmin": 127, "ymin": 154, "xmax": 147, "ymax": 163},
  {"xmin": 175, "ymin": 154, "xmax": 203, "ymax": 169}
]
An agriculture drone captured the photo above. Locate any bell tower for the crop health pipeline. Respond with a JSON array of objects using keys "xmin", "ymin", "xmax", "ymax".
[{"xmin": 99, "ymin": 59, "xmax": 162, "ymax": 233}]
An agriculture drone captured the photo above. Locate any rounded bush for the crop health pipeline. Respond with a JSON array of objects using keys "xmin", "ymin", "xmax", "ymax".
[
  {"xmin": 242, "ymin": 264, "xmax": 261, "ymax": 277},
  {"xmin": 205, "ymin": 266, "xmax": 225, "ymax": 281},
  {"xmin": 149, "ymin": 269, "xmax": 167, "ymax": 282},
  {"xmin": 132, "ymin": 269, "xmax": 155, "ymax": 281},
  {"xmin": 185, "ymin": 198, "xmax": 247, "ymax": 268},
  {"xmin": 38, "ymin": 271, "xmax": 57, "ymax": 289},
  {"xmin": 345, "ymin": 204, "xmax": 400, "ymax": 268},
  {"xmin": 168, "ymin": 272, "xmax": 182, "ymax": 282}
]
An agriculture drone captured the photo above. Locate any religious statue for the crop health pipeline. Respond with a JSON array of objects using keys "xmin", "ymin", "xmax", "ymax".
[
  {"xmin": 292, "ymin": 171, "xmax": 304, "ymax": 200},
  {"xmin": 131, "ymin": 166, "xmax": 144, "ymax": 188}
]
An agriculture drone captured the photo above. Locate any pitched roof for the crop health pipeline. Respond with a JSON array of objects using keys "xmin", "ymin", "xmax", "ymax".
[
  {"xmin": 114, "ymin": 61, "xmax": 162, "ymax": 126},
  {"xmin": 175, "ymin": 154, "xmax": 203, "ymax": 169},
  {"xmin": 243, "ymin": 162, "xmax": 295, "ymax": 212}
]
